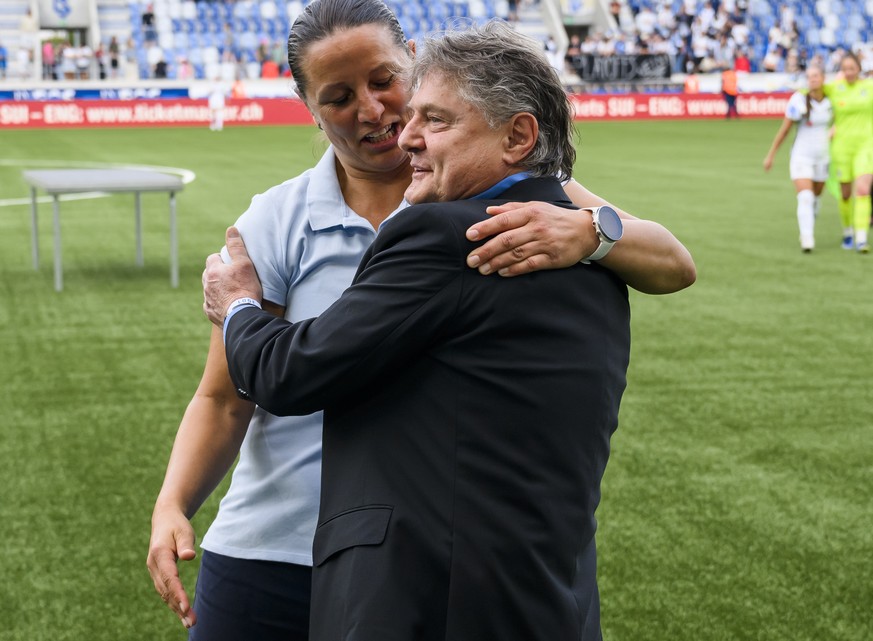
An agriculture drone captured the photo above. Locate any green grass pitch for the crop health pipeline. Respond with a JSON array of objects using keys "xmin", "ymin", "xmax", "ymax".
[{"xmin": 0, "ymin": 120, "xmax": 870, "ymax": 640}]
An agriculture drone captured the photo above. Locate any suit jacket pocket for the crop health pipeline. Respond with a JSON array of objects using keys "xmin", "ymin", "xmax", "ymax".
[{"xmin": 313, "ymin": 505, "xmax": 393, "ymax": 567}]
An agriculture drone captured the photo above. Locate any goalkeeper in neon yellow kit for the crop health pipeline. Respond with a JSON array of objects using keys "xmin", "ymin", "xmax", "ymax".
[{"xmin": 825, "ymin": 52, "xmax": 873, "ymax": 252}]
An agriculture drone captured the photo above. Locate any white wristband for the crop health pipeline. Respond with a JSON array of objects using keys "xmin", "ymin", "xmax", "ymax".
[{"xmin": 226, "ymin": 297, "xmax": 262, "ymax": 319}]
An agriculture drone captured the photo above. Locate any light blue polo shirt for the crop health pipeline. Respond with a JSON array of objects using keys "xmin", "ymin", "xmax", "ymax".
[{"xmin": 204, "ymin": 146, "xmax": 407, "ymax": 565}]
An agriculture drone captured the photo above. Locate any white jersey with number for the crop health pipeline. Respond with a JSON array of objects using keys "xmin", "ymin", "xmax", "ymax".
[{"xmin": 785, "ymin": 91, "xmax": 831, "ymax": 161}]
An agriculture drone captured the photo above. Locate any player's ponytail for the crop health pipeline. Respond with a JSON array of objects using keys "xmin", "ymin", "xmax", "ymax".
[{"xmin": 806, "ymin": 91, "xmax": 812, "ymax": 126}]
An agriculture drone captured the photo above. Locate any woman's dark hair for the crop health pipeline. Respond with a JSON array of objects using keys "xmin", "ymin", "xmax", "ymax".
[{"xmin": 287, "ymin": 0, "xmax": 408, "ymax": 100}]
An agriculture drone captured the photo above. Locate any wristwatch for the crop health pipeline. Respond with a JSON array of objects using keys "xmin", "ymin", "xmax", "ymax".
[{"xmin": 580, "ymin": 205, "xmax": 623, "ymax": 263}]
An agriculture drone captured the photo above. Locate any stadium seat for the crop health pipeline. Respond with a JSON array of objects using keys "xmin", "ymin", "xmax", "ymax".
[
  {"xmin": 168, "ymin": 0, "xmax": 183, "ymax": 19},
  {"xmin": 245, "ymin": 61, "xmax": 261, "ymax": 78},
  {"xmin": 239, "ymin": 30, "xmax": 258, "ymax": 50},
  {"xmin": 287, "ymin": 0, "xmax": 304, "ymax": 22},
  {"xmin": 819, "ymin": 27, "xmax": 836, "ymax": 46},
  {"xmin": 260, "ymin": 1, "xmax": 279, "ymax": 20},
  {"xmin": 202, "ymin": 45, "xmax": 219, "ymax": 64},
  {"xmin": 842, "ymin": 28, "xmax": 861, "ymax": 45}
]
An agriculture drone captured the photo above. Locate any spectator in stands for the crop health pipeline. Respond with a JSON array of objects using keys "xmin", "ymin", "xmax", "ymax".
[
  {"xmin": 734, "ymin": 47, "xmax": 751, "ymax": 73},
  {"xmin": 222, "ymin": 22, "xmax": 234, "ymax": 51},
  {"xmin": 146, "ymin": 1, "xmax": 697, "ymax": 639},
  {"xmin": 544, "ymin": 35, "xmax": 562, "ymax": 74},
  {"xmin": 609, "ymin": 0, "xmax": 621, "ymax": 24},
  {"xmin": 698, "ymin": 1, "xmax": 716, "ymax": 31},
  {"xmin": 95, "ymin": 43, "xmax": 106, "ymax": 80},
  {"xmin": 75, "ymin": 43, "xmax": 93, "ymax": 80},
  {"xmin": 565, "ymin": 32, "xmax": 582, "ymax": 73},
  {"xmin": 596, "ymin": 31, "xmax": 616, "ymax": 56},
  {"xmin": 142, "ymin": 4, "xmax": 156, "ymax": 43},
  {"xmin": 778, "ymin": 3, "xmax": 795, "ymax": 33},
  {"xmin": 270, "ymin": 40, "xmax": 286, "ymax": 74},
  {"xmin": 19, "ymin": 9, "xmax": 37, "ymax": 68},
  {"xmin": 731, "ymin": 18, "xmax": 749, "ymax": 48},
  {"xmin": 60, "ymin": 42, "xmax": 76, "ymax": 80},
  {"xmin": 712, "ymin": 5, "xmax": 730, "ymax": 34},
  {"xmin": 261, "ymin": 57, "xmax": 279, "ymax": 78},
  {"xmin": 613, "ymin": 32, "xmax": 634, "ymax": 55},
  {"xmin": 124, "ymin": 37, "xmax": 138, "ymax": 80},
  {"xmin": 15, "ymin": 46, "xmax": 30, "ymax": 80},
  {"xmin": 177, "ymin": 55, "xmax": 194, "ymax": 80},
  {"xmin": 635, "ymin": 4, "xmax": 657, "ymax": 38},
  {"xmin": 146, "ymin": 42, "xmax": 164, "ymax": 79},
  {"xmin": 712, "ymin": 31, "xmax": 737, "ymax": 70},
  {"xmin": 42, "ymin": 40, "xmax": 55, "ymax": 80},
  {"xmin": 256, "ymin": 42, "xmax": 269, "ymax": 67},
  {"xmin": 690, "ymin": 19, "xmax": 710, "ymax": 72},
  {"xmin": 0, "ymin": 41, "xmax": 7, "ymax": 80},
  {"xmin": 657, "ymin": 2, "xmax": 676, "ymax": 33},
  {"xmin": 108, "ymin": 36, "xmax": 120, "ymax": 79},
  {"xmin": 154, "ymin": 58, "xmax": 168, "ymax": 79},
  {"xmin": 670, "ymin": 29, "xmax": 689, "ymax": 73}
]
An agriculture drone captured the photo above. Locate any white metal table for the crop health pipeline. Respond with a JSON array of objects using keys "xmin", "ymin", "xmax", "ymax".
[{"xmin": 22, "ymin": 169, "xmax": 185, "ymax": 292}]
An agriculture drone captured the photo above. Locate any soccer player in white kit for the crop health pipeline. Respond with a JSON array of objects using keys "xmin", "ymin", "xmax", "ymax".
[{"xmin": 763, "ymin": 66, "xmax": 832, "ymax": 252}]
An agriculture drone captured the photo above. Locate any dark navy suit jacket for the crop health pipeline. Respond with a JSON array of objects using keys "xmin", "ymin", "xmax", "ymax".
[{"xmin": 225, "ymin": 177, "xmax": 631, "ymax": 641}]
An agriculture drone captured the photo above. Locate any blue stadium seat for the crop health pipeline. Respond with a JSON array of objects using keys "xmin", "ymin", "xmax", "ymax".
[
  {"xmin": 451, "ymin": 2, "xmax": 468, "ymax": 17},
  {"xmin": 410, "ymin": 2, "xmax": 424, "ymax": 18}
]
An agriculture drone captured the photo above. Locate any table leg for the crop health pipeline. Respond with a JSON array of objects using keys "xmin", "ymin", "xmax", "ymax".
[
  {"xmin": 169, "ymin": 192, "xmax": 178, "ymax": 288},
  {"xmin": 30, "ymin": 187, "xmax": 39, "ymax": 270},
  {"xmin": 52, "ymin": 195, "xmax": 63, "ymax": 292},
  {"xmin": 135, "ymin": 192, "xmax": 143, "ymax": 267}
]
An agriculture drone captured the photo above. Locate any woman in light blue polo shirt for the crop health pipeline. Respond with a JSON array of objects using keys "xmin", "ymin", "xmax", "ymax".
[{"xmin": 146, "ymin": 1, "xmax": 696, "ymax": 639}]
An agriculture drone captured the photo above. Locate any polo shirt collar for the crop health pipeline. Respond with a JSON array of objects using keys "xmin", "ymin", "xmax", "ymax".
[{"xmin": 307, "ymin": 146, "xmax": 409, "ymax": 232}]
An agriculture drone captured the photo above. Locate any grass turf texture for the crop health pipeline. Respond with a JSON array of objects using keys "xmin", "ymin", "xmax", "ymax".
[{"xmin": 0, "ymin": 120, "xmax": 870, "ymax": 640}]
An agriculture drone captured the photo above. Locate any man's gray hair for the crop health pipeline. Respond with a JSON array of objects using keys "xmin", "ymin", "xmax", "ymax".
[{"xmin": 410, "ymin": 20, "xmax": 576, "ymax": 182}]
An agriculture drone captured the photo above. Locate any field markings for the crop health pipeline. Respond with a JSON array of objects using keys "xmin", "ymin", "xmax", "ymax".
[{"xmin": 0, "ymin": 159, "xmax": 197, "ymax": 208}]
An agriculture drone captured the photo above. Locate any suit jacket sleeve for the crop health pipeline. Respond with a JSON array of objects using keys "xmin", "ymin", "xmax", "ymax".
[{"xmin": 224, "ymin": 205, "xmax": 469, "ymax": 416}]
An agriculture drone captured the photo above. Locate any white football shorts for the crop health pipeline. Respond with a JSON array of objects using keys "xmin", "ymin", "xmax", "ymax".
[{"xmin": 789, "ymin": 153, "xmax": 829, "ymax": 182}]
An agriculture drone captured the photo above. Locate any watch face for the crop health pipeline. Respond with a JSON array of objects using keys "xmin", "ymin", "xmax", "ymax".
[{"xmin": 596, "ymin": 206, "xmax": 623, "ymax": 242}]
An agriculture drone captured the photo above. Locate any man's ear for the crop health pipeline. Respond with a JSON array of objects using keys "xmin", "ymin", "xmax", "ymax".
[
  {"xmin": 408, "ymin": 38, "xmax": 416, "ymax": 56},
  {"xmin": 503, "ymin": 113, "xmax": 538, "ymax": 166}
]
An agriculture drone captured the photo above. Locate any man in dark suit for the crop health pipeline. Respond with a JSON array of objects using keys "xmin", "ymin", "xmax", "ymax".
[{"xmin": 203, "ymin": 21, "xmax": 630, "ymax": 641}]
